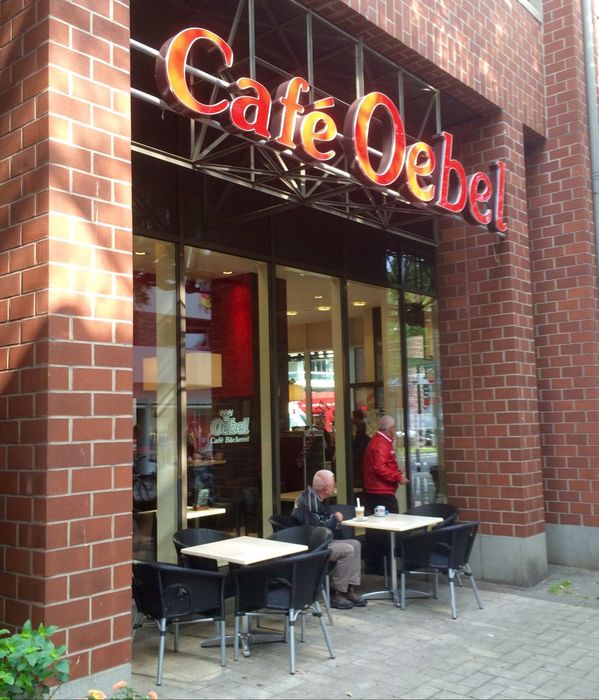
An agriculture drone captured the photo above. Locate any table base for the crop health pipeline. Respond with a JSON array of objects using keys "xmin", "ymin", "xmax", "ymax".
[
  {"xmin": 201, "ymin": 623, "xmax": 285, "ymax": 657},
  {"xmin": 362, "ymin": 588, "xmax": 434, "ymax": 607}
]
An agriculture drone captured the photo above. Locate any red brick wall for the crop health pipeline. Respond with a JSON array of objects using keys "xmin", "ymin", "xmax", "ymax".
[
  {"xmin": 527, "ymin": 0, "xmax": 599, "ymax": 528},
  {"xmin": 436, "ymin": 112, "xmax": 545, "ymax": 538},
  {"xmin": 301, "ymin": 0, "xmax": 546, "ymax": 136},
  {"xmin": 0, "ymin": 0, "xmax": 133, "ymax": 679}
]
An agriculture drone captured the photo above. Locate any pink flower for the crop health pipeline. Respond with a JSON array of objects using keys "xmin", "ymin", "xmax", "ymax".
[
  {"xmin": 147, "ymin": 691, "xmax": 158, "ymax": 699},
  {"xmin": 112, "ymin": 681, "xmax": 128, "ymax": 691}
]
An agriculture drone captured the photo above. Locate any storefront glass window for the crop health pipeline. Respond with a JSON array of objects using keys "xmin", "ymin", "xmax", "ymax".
[
  {"xmin": 347, "ymin": 282, "xmax": 405, "ymax": 505},
  {"xmin": 132, "ymin": 237, "xmax": 178, "ymax": 561},
  {"xmin": 184, "ymin": 248, "xmax": 267, "ymax": 537},
  {"xmin": 405, "ymin": 293, "xmax": 444, "ymax": 505},
  {"xmin": 277, "ymin": 267, "xmax": 345, "ymax": 506}
]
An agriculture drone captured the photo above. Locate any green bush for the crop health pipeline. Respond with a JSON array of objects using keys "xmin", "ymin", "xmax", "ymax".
[{"xmin": 0, "ymin": 620, "xmax": 70, "ymax": 699}]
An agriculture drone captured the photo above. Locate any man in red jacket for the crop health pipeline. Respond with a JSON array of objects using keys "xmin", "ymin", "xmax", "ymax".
[{"xmin": 362, "ymin": 415, "xmax": 408, "ymax": 575}]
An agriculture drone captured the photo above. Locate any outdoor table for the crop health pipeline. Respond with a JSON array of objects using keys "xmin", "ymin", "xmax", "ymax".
[
  {"xmin": 342, "ymin": 513, "xmax": 443, "ymax": 606},
  {"xmin": 185, "ymin": 506, "xmax": 226, "ymax": 523},
  {"xmin": 181, "ymin": 535, "xmax": 308, "ymax": 655}
]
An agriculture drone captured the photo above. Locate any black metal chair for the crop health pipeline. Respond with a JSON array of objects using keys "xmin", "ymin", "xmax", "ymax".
[
  {"xmin": 405, "ymin": 503, "xmax": 458, "ymax": 528},
  {"xmin": 131, "ymin": 560, "xmax": 228, "ymax": 685},
  {"xmin": 232, "ymin": 548, "xmax": 335, "ymax": 674},
  {"xmin": 396, "ymin": 520, "xmax": 484, "ymax": 619},
  {"xmin": 268, "ymin": 513, "xmax": 301, "ymax": 532},
  {"xmin": 268, "ymin": 525, "xmax": 334, "ymax": 622},
  {"xmin": 172, "ymin": 527, "xmax": 234, "ymax": 571},
  {"xmin": 267, "ymin": 525, "xmax": 333, "ymax": 552}
]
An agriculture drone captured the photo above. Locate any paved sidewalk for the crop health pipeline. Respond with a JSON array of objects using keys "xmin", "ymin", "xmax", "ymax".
[{"xmin": 131, "ymin": 565, "xmax": 599, "ymax": 699}]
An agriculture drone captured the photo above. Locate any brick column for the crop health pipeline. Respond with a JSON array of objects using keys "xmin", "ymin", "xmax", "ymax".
[
  {"xmin": 437, "ymin": 112, "xmax": 547, "ymax": 585},
  {"xmin": 527, "ymin": 0, "xmax": 599, "ymax": 566},
  {"xmin": 0, "ymin": 0, "xmax": 133, "ymax": 684}
]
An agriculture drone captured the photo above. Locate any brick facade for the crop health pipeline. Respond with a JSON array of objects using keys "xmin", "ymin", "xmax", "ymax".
[{"xmin": 0, "ymin": 0, "xmax": 133, "ymax": 679}]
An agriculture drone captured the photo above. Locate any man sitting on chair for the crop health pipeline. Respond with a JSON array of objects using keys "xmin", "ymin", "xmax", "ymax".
[{"xmin": 292, "ymin": 469, "xmax": 367, "ymax": 610}]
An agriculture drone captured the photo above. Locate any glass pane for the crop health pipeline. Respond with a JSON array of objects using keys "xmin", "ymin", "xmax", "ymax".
[
  {"xmin": 277, "ymin": 267, "xmax": 338, "ymax": 508},
  {"xmin": 405, "ymin": 293, "xmax": 444, "ymax": 505},
  {"xmin": 133, "ymin": 237, "xmax": 178, "ymax": 561},
  {"xmin": 184, "ymin": 248, "xmax": 264, "ymax": 536},
  {"xmin": 347, "ymin": 282, "xmax": 403, "ymax": 501}
]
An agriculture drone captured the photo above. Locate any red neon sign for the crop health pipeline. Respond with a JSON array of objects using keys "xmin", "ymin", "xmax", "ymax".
[{"xmin": 155, "ymin": 27, "xmax": 507, "ymax": 234}]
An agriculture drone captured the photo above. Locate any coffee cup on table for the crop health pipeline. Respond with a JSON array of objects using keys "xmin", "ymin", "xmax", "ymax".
[
  {"xmin": 355, "ymin": 505, "xmax": 365, "ymax": 520},
  {"xmin": 374, "ymin": 505, "xmax": 387, "ymax": 516}
]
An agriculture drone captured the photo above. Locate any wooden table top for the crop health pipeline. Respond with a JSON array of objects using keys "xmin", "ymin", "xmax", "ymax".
[
  {"xmin": 181, "ymin": 535, "xmax": 308, "ymax": 566},
  {"xmin": 342, "ymin": 513, "xmax": 443, "ymax": 532}
]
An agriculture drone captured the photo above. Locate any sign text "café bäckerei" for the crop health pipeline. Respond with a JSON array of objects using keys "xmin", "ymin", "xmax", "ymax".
[{"xmin": 155, "ymin": 27, "xmax": 507, "ymax": 234}]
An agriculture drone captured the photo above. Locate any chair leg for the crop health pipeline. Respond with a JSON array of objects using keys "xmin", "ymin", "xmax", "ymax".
[
  {"xmin": 448, "ymin": 568, "xmax": 458, "ymax": 620},
  {"xmin": 289, "ymin": 610, "xmax": 296, "ymax": 675},
  {"xmin": 321, "ymin": 580, "xmax": 334, "ymax": 625},
  {"xmin": 313, "ymin": 601, "xmax": 335, "ymax": 659},
  {"xmin": 131, "ymin": 611, "xmax": 143, "ymax": 640},
  {"xmin": 233, "ymin": 615, "xmax": 240, "ymax": 661},
  {"xmin": 400, "ymin": 572, "xmax": 406, "ymax": 610},
  {"xmin": 157, "ymin": 618, "xmax": 167, "ymax": 686},
  {"xmin": 173, "ymin": 622, "xmax": 179, "ymax": 652},
  {"xmin": 300, "ymin": 610, "xmax": 306, "ymax": 642},
  {"xmin": 218, "ymin": 619, "xmax": 226, "ymax": 667},
  {"xmin": 433, "ymin": 571, "xmax": 439, "ymax": 599},
  {"xmin": 466, "ymin": 568, "xmax": 484, "ymax": 610}
]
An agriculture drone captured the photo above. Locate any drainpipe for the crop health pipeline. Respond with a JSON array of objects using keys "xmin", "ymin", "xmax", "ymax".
[{"xmin": 581, "ymin": 0, "xmax": 599, "ymax": 275}]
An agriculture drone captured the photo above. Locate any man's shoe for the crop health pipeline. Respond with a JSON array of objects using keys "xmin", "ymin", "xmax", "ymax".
[
  {"xmin": 330, "ymin": 591, "xmax": 353, "ymax": 609},
  {"xmin": 345, "ymin": 588, "xmax": 367, "ymax": 607}
]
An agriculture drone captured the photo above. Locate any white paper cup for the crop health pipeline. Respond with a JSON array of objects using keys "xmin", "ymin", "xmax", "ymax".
[{"xmin": 355, "ymin": 506, "xmax": 365, "ymax": 520}]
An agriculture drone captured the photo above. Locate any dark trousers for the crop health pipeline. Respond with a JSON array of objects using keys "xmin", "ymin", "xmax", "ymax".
[{"xmin": 363, "ymin": 492, "xmax": 399, "ymax": 575}]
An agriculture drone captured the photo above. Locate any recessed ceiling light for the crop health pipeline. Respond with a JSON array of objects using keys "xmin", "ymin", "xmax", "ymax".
[
  {"xmin": 314, "ymin": 295, "xmax": 323, "ymax": 300},
  {"xmin": 222, "ymin": 270, "xmax": 233, "ymax": 275},
  {"xmin": 134, "ymin": 250, "xmax": 147, "ymax": 256},
  {"xmin": 317, "ymin": 306, "xmax": 331, "ymax": 312},
  {"xmin": 286, "ymin": 310, "xmax": 298, "ymax": 316},
  {"xmin": 353, "ymin": 300, "xmax": 367, "ymax": 307}
]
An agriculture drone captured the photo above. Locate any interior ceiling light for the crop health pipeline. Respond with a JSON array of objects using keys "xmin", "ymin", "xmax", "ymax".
[
  {"xmin": 134, "ymin": 250, "xmax": 147, "ymax": 256},
  {"xmin": 286, "ymin": 310, "xmax": 298, "ymax": 316},
  {"xmin": 314, "ymin": 294, "xmax": 324, "ymax": 300},
  {"xmin": 317, "ymin": 305, "xmax": 331, "ymax": 311},
  {"xmin": 352, "ymin": 300, "xmax": 367, "ymax": 307},
  {"xmin": 222, "ymin": 270, "xmax": 233, "ymax": 275}
]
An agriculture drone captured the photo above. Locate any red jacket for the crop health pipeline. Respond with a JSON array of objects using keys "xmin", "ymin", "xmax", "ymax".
[{"xmin": 363, "ymin": 431, "xmax": 406, "ymax": 494}]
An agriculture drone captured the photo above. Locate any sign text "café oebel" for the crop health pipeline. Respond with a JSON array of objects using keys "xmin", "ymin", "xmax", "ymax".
[{"xmin": 156, "ymin": 27, "xmax": 507, "ymax": 235}]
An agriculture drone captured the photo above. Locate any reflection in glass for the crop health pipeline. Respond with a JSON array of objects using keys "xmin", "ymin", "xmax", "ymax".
[
  {"xmin": 347, "ymin": 282, "xmax": 403, "ymax": 501},
  {"xmin": 277, "ymin": 267, "xmax": 338, "ymax": 502},
  {"xmin": 132, "ymin": 237, "xmax": 178, "ymax": 561},
  {"xmin": 184, "ymin": 248, "xmax": 264, "ymax": 536},
  {"xmin": 405, "ymin": 293, "xmax": 443, "ymax": 505}
]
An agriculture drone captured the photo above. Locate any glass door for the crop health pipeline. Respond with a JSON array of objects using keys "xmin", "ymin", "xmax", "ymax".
[
  {"xmin": 346, "ymin": 281, "xmax": 405, "ymax": 507},
  {"xmin": 276, "ymin": 267, "xmax": 345, "ymax": 509}
]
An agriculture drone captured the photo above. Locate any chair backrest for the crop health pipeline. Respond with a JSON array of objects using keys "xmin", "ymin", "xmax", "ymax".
[
  {"xmin": 322, "ymin": 503, "xmax": 356, "ymax": 539},
  {"xmin": 160, "ymin": 562, "xmax": 226, "ymax": 618},
  {"xmin": 268, "ymin": 513, "xmax": 301, "ymax": 532},
  {"xmin": 234, "ymin": 548, "xmax": 332, "ymax": 613},
  {"xmin": 405, "ymin": 502, "xmax": 458, "ymax": 528},
  {"xmin": 267, "ymin": 525, "xmax": 332, "ymax": 551},
  {"xmin": 172, "ymin": 528, "xmax": 234, "ymax": 571},
  {"xmin": 132, "ymin": 560, "xmax": 165, "ymax": 619},
  {"xmin": 132, "ymin": 560, "xmax": 226, "ymax": 622},
  {"xmin": 400, "ymin": 520, "xmax": 479, "ymax": 572}
]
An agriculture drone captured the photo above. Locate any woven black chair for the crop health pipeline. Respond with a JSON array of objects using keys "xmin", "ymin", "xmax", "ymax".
[
  {"xmin": 268, "ymin": 525, "xmax": 334, "ymax": 623},
  {"xmin": 131, "ymin": 560, "xmax": 227, "ymax": 685},
  {"xmin": 172, "ymin": 527, "xmax": 234, "ymax": 571},
  {"xmin": 232, "ymin": 548, "xmax": 335, "ymax": 674},
  {"xmin": 396, "ymin": 520, "xmax": 483, "ymax": 619},
  {"xmin": 405, "ymin": 503, "xmax": 458, "ymax": 528},
  {"xmin": 268, "ymin": 513, "xmax": 301, "ymax": 532}
]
